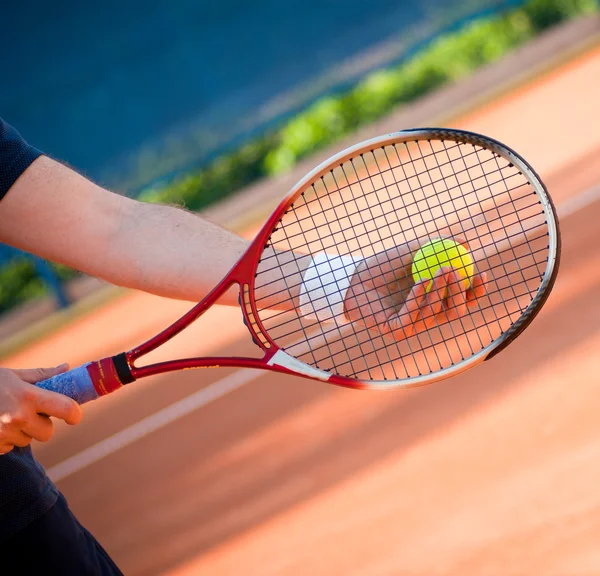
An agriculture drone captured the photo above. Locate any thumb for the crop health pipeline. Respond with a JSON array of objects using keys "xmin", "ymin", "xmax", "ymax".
[
  {"xmin": 33, "ymin": 386, "xmax": 83, "ymax": 426},
  {"xmin": 12, "ymin": 363, "xmax": 70, "ymax": 384}
]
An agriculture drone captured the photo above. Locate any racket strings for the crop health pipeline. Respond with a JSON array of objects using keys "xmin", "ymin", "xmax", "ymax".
[
  {"xmin": 266, "ymin": 247, "xmax": 548, "ymax": 376},
  {"xmin": 340, "ymin": 155, "xmax": 423, "ymax": 378},
  {"xmin": 302, "ymin": 302, "xmax": 528, "ymax": 378},
  {"xmin": 254, "ymin": 137, "xmax": 550, "ymax": 381},
  {"xmin": 262, "ymin": 142, "xmax": 544, "ymax": 372},
  {"xmin": 256, "ymin": 192, "xmax": 542, "ymax": 297},
  {"xmin": 256, "ymin": 170, "xmax": 536, "ymax": 276},
  {"xmin": 263, "ymin": 244, "xmax": 548, "ymax": 348},
  {"xmin": 256, "ymin": 210, "xmax": 547, "ymax": 314},
  {"xmin": 324, "ymin": 143, "xmax": 466, "ymax": 375},
  {"xmin": 272, "ymin": 155, "xmax": 525, "ymax": 242},
  {"xmin": 268, "ymin": 246, "xmax": 322, "ymax": 368}
]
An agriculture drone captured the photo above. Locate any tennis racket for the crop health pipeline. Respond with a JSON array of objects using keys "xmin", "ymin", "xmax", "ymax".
[{"xmin": 36, "ymin": 128, "xmax": 560, "ymax": 403}]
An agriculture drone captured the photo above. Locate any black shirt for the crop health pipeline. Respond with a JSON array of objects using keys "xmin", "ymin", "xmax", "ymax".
[
  {"xmin": 0, "ymin": 118, "xmax": 59, "ymax": 540},
  {"xmin": 0, "ymin": 119, "xmax": 43, "ymax": 200}
]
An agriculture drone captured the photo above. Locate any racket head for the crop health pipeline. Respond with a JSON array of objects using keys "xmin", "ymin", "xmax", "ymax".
[{"xmin": 244, "ymin": 128, "xmax": 561, "ymax": 390}]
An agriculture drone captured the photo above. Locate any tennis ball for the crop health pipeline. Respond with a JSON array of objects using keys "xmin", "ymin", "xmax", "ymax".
[{"xmin": 411, "ymin": 237, "xmax": 473, "ymax": 291}]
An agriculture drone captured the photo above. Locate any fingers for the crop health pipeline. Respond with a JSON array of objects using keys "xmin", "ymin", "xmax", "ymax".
[
  {"xmin": 382, "ymin": 267, "xmax": 488, "ymax": 340},
  {"xmin": 11, "ymin": 365, "xmax": 82, "ymax": 425},
  {"xmin": 467, "ymin": 272, "xmax": 488, "ymax": 306},
  {"xmin": 33, "ymin": 388, "xmax": 82, "ymax": 425},
  {"xmin": 378, "ymin": 264, "xmax": 489, "ymax": 341},
  {"xmin": 0, "ymin": 392, "xmax": 79, "ymax": 453},
  {"xmin": 0, "ymin": 367, "xmax": 81, "ymax": 455},
  {"xmin": 0, "ymin": 429, "xmax": 33, "ymax": 453},
  {"xmin": 12, "ymin": 363, "xmax": 69, "ymax": 384},
  {"xmin": 12, "ymin": 430, "xmax": 34, "ymax": 448},
  {"xmin": 384, "ymin": 280, "xmax": 430, "ymax": 338},
  {"xmin": 445, "ymin": 270, "xmax": 467, "ymax": 321},
  {"xmin": 23, "ymin": 413, "xmax": 55, "ymax": 443},
  {"xmin": 384, "ymin": 270, "xmax": 450, "ymax": 339},
  {"xmin": 418, "ymin": 267, "xmax": 452, "ymax": 330}
]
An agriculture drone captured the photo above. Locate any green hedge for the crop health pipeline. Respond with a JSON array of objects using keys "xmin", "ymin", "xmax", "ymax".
[
  {"xmin": 138, "ymin": 0, "xmax": 596, "ymax": 207},
  {"xmin": 524, "ymin": 0, "xmax": 598, "ymax": 28},
  {"xmin": 1, "ymin": 0, "xmax": 597, "ymax": 315},
  {"xmin": 0, "ymin": 259, "xmax": 74, "ymax": 315},
  {"xmin": 262, "ymin": 11, "xmax": 535, "ymax": 175}
]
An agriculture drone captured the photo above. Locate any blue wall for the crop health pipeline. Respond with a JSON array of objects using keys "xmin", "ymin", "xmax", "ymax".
[{"xmin": 1, "ymin": 0, "xmax": 522, "ymax": 191}]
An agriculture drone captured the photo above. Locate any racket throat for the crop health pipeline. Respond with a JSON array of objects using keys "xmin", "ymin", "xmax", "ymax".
[{"xmin": 266, "ymin": 349, "xmax": 330, "ymax": 382}]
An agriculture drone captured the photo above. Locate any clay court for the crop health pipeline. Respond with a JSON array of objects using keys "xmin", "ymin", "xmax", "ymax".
[{"xmin": 4, "ymin": 42, "xmax": 600, "ymax": 576}]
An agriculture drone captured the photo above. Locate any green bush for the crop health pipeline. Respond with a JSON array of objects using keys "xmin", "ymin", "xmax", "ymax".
[
  {"xmin": 524, "ymin": 0, "xmax": 598, "ymax": 31},
  {"xmin": 0, "ymin": 257, "xmax": 45, "ymax": 315},
  {"xmin": 137, "ymin": 136, "xmax": 276, "ymax": 211},
  {"xmin": 142, "ymin": 0, "xmax": 595, "ymax": 197},
  {"xmin": 264, "ymin": 97, "xmax": 350, "ymax": 174},
  {"xmin": 2, "ymin": 0, "xmax": 596, "ymax": 314},
  {"xmin": 0, "ymin": 259, "xmax": 78, "ymax": 316},
  {"xmin": 262, "ymin": 12, "xmax": 535, "ymax": 175}
]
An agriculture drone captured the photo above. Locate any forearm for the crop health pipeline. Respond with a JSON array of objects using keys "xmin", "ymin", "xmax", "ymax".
[
  {"xmin": 0, "ymin": 155, "xmax": 309, "ymax": 308},
  {"xmin": 103, "ymin": 201, "xmax": 316, "ymax": 308},
  {"xmin": 109, "ymin": 199, "xmax": 249, "ymax": 303}
]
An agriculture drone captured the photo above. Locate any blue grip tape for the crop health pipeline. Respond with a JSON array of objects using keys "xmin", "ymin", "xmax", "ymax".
[{"xmin": 35, "ymin": 364, "xmax": 99, "ymax": 405}]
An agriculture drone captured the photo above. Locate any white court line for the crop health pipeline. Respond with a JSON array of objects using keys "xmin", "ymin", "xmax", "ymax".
[
  {"xmin": 47, "ymin": 369, "xmax": 259, "ymax": 482},
  {"xmin": 46, "ymin": 182, "xmax": 600, "ymax": 483},
  {"xmin": 556, "ymin": 183, "xmax": 600, "ymax": 218}
]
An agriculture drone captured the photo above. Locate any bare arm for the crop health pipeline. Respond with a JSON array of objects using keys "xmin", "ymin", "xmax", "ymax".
[
  {"xmin": 0, "ymin": 155, "xmax": 301, "ymax": 306},
  {"xmin": 0, "ymin": 155, "xmax": 485, "ymax": 337}
]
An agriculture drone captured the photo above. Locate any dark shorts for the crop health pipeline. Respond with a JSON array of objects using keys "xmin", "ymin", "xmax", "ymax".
[{"xmin": 0, "ymin": 492, "xmax": 123, "ymax": 576}]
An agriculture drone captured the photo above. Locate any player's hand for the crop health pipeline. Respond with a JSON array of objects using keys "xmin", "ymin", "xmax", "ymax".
[
  {"xmin": 344, "ymin": 240, "xmax": 487, "ymax": 340},
  {"xmin": 0, "ymin": 365, "xmax": 82, "ymax": 455}
]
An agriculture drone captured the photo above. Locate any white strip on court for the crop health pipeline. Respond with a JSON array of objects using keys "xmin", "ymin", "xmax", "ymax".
[
  {"xmin": 46, "ymin": 183, "xmax": 600, "ymax": 483},
  {"xmin": 555, "ymin": 183, "xmax": 600, "ymax": 218},
  {"xmin": 47, "ymin": 369, "xmax": 260, "ymax": 481}
]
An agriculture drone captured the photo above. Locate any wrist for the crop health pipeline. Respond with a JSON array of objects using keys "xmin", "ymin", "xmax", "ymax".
[{"xmin": 299, "ymin": 252, "xmax": 363, "ymax": 326}]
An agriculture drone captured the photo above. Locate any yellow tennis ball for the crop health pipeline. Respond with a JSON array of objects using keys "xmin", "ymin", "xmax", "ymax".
[{"xmin": 411, "ymin": 238, "xmax": 474, "ymax": 291}]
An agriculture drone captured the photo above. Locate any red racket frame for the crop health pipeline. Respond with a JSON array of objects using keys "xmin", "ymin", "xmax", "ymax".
[
  {"xmin": 120, "ymin": 193, "xmax": 353, "ymax": 389},
  {"xmin": 128, "ymin": 219, "xmax": 278, "ymax": 374}
]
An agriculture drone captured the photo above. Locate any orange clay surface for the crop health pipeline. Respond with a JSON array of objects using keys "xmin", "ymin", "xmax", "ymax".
[{"xmin": 3, "ymin": 45, "xmax": 600, "ymax": 576}]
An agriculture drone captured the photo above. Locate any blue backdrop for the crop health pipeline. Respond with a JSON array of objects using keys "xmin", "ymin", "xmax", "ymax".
[{"xmin": 1, "ymin": 0, "xmax": 523, "ymax": 192}]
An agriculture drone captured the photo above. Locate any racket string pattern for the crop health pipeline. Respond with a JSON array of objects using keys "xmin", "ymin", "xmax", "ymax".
[{"xmin": 254, "ymin": 136, "xmax": 551, "ymax": 383}]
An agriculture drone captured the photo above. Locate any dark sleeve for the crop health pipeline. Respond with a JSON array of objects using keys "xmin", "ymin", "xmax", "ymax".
[{"xmin": 0, "ymin": 118, "xmax": 43, "ymax": 201}]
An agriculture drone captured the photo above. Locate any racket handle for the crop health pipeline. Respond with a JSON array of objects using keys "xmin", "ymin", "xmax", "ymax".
[
  {"xmin": 36, "ymin": 364, "xmax": 99, "ymax": 404},
  {"xmin": 35, "ymin": 355, "xmax": 132, "ymax": 404}
]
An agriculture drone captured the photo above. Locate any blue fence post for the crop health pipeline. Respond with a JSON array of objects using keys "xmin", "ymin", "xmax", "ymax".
[
  {"xmin": 0, "ymin": 243, "xmax": 70, "ymax": 310},
  {"xmin": 32, "ymin": 256, "xmax": 70, "ymax": 309}
]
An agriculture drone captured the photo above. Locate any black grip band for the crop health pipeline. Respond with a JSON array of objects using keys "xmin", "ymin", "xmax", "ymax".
[{"xmin": 112, "ymin": 352, "xmax": 135, "ymax": 384}]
